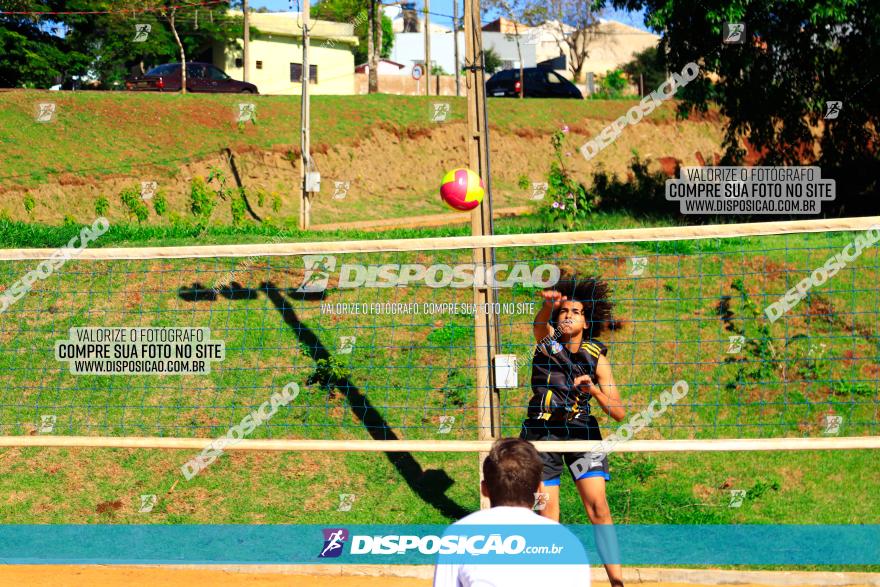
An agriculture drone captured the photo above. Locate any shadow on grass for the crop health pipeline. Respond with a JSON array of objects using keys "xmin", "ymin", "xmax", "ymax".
[{"xmin": 179, "ymin": 280, "xmax": 470, "ymax": 520}]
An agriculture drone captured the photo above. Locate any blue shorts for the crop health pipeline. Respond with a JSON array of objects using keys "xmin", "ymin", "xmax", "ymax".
[{"xmin": 520, "ymin": 419, "xmax": 611, "ymax": 484}]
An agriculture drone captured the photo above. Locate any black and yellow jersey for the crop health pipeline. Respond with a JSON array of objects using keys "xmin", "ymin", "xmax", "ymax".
[{"xmin": 526, "ymin": 338, "xmax": 608, "ymax": 425}]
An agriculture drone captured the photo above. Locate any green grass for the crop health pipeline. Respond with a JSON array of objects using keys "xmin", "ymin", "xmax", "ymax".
[
  {"xmin": 0, "ymin": 212, "xmax": 877, "ymax": 560},
  {"xmin": 0, "ymin": 91, "xmax": 683, "ymax": 190}
]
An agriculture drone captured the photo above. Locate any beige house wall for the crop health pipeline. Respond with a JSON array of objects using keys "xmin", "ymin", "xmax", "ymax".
[
  {"xmin": 533, "ymin": 20, "xmax": 659, "ymax": 80},
  {"xmin": 218, "ymin": 37, "xmax": 356, "ymax": 95},
  {"xmin": 217, "ymin": 10, "xmax": 358, "ymax": 95}
]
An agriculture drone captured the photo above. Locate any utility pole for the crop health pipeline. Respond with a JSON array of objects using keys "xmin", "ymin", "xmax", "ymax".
[
  {"xmin": 242, "ymin": 0, "xmax": 250, "ymax": 82},
  {"xmin": 299, "ymin": 0, "xmax": 312, "ymax": 230},
  {"xmin": 452, "ymin": 0, "xmax": 460, "ymax": 97},
  {"xmin": 464, "ymin": 0, "xmax": 500, "ymax": 509},
  {"xmin": 424, "ymin": 0, "xmax": 431, "ymax": 95}
]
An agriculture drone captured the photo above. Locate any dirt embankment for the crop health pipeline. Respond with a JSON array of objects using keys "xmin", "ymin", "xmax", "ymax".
[{"xmin": 1, "ymin": 118, "xmax": 725, "ymax": 227}]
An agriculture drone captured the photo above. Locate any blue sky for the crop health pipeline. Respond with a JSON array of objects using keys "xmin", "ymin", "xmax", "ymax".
[{"xmin": 249, "ymin": 0, "xmax": 650, "ymax": 32}]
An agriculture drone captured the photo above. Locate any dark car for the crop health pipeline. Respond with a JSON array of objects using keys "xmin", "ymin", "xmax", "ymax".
[
  {"xmin": 125, "ymin": 62, "xmax": 258, "ymax": 94},
  {"xmin": 486, "ymin": 67, "xmax": 583, "ymax": 99}
]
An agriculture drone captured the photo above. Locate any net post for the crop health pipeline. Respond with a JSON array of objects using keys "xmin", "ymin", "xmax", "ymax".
[{"xmin": 464, "ymin": 0, "xmax": 501, "ymax": 510}]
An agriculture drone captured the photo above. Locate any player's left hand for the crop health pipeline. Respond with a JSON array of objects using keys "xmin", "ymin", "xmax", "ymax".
[{"xmin": 573, "ymin": 374, "xmax": 599, "ymax": 395}]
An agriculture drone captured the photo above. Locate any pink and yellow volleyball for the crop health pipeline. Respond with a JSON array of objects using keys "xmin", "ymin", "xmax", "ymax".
[{"xmin": 440, "ymin": 167, "xmax": 484, "ymax": 211}]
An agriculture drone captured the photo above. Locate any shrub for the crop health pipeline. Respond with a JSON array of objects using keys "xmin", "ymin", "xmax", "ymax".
[
  {"xmin": 539, "ymin": 129, "xmax": 593, "ymax": 231},
  {"xmin": 153, "ymin": 192, "xmax": 168, "ymax": 216},
  {"xmin": 308, "ymin": 355, "xmax": 351, "ymax": 394},
  {"xmin": 271, "ymin": 194, "xmax": 282, "ymax": 213},
  {"xmin": 23, "ymin": 194, "xmax": 36, "ymax": 215},
  {"xmin": 94, "ymin": 196, "xmax": 109, "ymax": 217},
  {"xmin": 119, "ymin": 186, "xmax": 149, "ymax": 223},
  {"xmin": 189, "ymin": 176, "xmax": 215, "ymax": 220},
  {"xmin": 593, "ymin": 69, "xmax": 628, "ymax": 99},
  {"xmin": 590, "ymin": 154, "xmax": 669, "ymax": 217},
  {"xmin": 207, "ymin": 167, "xmax": 233, "ymax": 200},
  {"xmin": 482, "ymin": 47, "xmax": 502, "ymax": 74},
  {"xmin": 230, "ymin": 191, "xmax": 247, "ymax": 226}
]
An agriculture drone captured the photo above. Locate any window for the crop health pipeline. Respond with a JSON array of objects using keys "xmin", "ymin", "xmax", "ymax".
[
  {"xmin": 524, "ymin": 69, "xmax": 543, "ymax": 85},
  {"xmin": 186, "ymin": 63, "xmax": 208, "ymax": 79},
  {"xmin": 290, "ymin": 63, "xmax": 318, "ymax": 84},
  {"xmin": 235, "ymin": 58, "xmax": 243, "ymax": 68},
  {"xmin": 256, "ymin": 60, "xmax": 263, "ymax": 70},
  {"xmin": 208, "ymin": 66, "xmax": 230, "ymax": 81},
  {"xmin": 146, "ymin": 64, "xmax": 180, "ymax": 76},
  {"xmin": 546, "ymin": 71, "xmax": 565, "ymax": 84}
]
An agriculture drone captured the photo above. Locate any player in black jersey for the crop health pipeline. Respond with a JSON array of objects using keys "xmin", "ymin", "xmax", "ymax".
[{"xmin": 520, "ymin": 277, "xmax": 625, "ymax": 587}]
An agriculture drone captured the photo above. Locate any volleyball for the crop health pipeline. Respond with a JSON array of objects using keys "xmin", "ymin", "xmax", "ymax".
[{"xmin": 440, "ymin": 167, "xmax": 484, "ymax": 211}]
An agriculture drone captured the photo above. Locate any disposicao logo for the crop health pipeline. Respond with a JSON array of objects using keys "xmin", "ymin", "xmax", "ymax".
[
  {"xmin": 318, "ymin": 528, "xmax": 349, "ymax": 558},
  {"xmin": 296, "ymin": 255, "xmax": 559, "ymax": 291}
]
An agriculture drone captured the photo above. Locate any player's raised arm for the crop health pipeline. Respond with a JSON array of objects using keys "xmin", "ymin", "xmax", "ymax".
[{"xmin": 534, "ymin": 289, "xmax": 565, "ymax": 344}]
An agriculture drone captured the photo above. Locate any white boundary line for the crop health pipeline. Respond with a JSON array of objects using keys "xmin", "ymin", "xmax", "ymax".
[{"xmin": 117, "ymin": 564, "xmax": 880, "ymax": 585}]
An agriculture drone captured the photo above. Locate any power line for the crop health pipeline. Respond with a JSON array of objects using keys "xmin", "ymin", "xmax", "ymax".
[
  {"xmin": 380, "ymin": 3, "xmax": 655, "ymax": 34},
  {"xmin": 0, "ymin": 0, "xmax": 225, "ymax": 17}
]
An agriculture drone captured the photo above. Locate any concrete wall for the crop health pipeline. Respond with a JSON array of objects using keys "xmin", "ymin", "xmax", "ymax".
[{"xmin": 355, "ymin": 73, "xmax": 458, "ymax": 96}]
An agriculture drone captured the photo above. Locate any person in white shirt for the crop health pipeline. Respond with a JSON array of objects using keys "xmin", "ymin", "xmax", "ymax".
[{"xmin": 433, "ymin": 437, "xmax": 591, "ymax": 587}]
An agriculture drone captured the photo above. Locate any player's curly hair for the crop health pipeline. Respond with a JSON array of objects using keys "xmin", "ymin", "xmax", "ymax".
[{"xmin": 547, "ymin": 277, "xmax": 614, "ymax": 338}]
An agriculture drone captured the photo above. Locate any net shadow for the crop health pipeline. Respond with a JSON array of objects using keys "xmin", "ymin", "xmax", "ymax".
[{"xmin": 178, "ymin": 280, "xmax": 470, "ymax": 520}]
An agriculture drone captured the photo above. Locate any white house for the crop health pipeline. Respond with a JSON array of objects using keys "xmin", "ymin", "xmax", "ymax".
[
  {"xmin": 215, "ymin": 10, "xmax": 359, "ymax": 95},
  {"xmin": 527, "ymin": 18, "xmax": 660, "ymax": 80},
  {"xmin": 391, "ymin": 14, "xmax": 453, "ymax": 34},
  {"xmin": 388, "ymin": 28, "xmax": 537, "ymax": 76}
]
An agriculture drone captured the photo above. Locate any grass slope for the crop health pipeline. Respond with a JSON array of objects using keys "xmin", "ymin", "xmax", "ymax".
[{"xmin": 0, "ymin": 91, "xmax": 681, "ymax": 189}]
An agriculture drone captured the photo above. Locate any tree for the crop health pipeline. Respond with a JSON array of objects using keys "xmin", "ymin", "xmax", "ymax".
[
  {"xmin": 313, "ymin": 0, "xmax": 393, "ymax": 86},
  {"xmin": 594, "ymin": 68, "xmax": 627, "ymax": 98},
  {"xmin": 482, "ymin": 0, "xmax": 542, "ymax": 97},
  {"xmin": 47, "ymin": 0, "xmax": 190, "ymax": 90},
  {"xmin": 126, "ymin": 1, "xmax": 243, "ymax": 93},
  {"xmin": 539, "ymin": 0, "xmax": 602, "ymax": 83},
  {"xmin": 372, "ymin": 0, "xmax": 383, "ymax": 92},
  {"xmin": 367, "ymin": 0, "xmax": 376, "ymax": 92},
  {"xmin": 0, "ymin": 0, "xmax": 91, "ymax": 88},
  {"xmin": 158, "ymin": 3, "xmax": 186, "ymax": 92},
  {"xmin": 607, "ymin": 0, "xmax": 880, "ymax": 209},
  {"xmin": 482, "ymin": 46, "xmax": 503, "ymax": 74},
  {"xmin": 621, "ymin": 45, "xmax": 666, "ymax": 95},
  {"xmin": 36, "ymin": 0, "xmax": 244, "ymax": 89}
]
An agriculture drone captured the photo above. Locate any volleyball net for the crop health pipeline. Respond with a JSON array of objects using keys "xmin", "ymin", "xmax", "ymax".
[{"xmin": 0, "ymin": 216, "xmax": 878, "ymax": 452}]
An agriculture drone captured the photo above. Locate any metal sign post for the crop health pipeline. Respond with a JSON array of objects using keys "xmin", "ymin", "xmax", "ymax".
[{"xmin": 412, "ymin": 64, "xmax": 424, "ymax": 96}]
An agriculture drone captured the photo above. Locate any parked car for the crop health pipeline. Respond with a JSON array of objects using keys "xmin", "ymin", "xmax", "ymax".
[
  {"xmin": 125, "ymin": 62, "xmax": 258, "ymax": 94},
  {"xmin": 486, "ymin": 67, "xmax": 583, "ymax": 99},
  {"xmin": 49, "ymin": 75, "xmax": 102, "ymax": 91}
]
